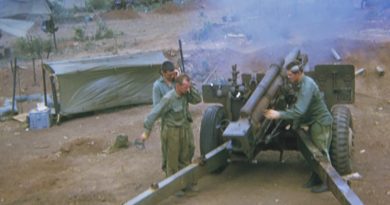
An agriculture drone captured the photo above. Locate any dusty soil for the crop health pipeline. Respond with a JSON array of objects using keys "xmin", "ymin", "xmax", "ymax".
[{"xmin": 0, "ymin": 2, "xmax": 390, "ymax": 205}]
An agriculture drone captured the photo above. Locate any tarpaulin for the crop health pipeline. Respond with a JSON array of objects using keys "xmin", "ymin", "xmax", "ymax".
[{"xmin": 43, "ymin": 51, "xmax": 166, "ymax": 116}]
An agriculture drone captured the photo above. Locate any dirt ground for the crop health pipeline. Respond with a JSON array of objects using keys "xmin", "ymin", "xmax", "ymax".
[{"xmin": 1, "ymin": 2, "xmax": 390, "ymax": 205}]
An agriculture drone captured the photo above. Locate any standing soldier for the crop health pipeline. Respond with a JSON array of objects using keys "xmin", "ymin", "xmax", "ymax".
[
  {"xmin": 136, "ymin": 74, "xmax": 202, "ymax": 194},
  {"xmin": 264, "ymin": 60, "xmax": 333, "ymax": 193},
  {"xmin": 153, "ymin": 61, "xmax": 177, "ymax": 106},
  {"xmin": 152, "ymin": 61, "xmax": 178, "ymax": 174}
]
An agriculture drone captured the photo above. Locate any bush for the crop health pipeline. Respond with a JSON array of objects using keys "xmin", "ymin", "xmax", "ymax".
[
  {"xmin": 95, "ymin": 21, "xmax": 114, "ymax": 40},
  {"xmin": 73, "ymin": 27, "xmax": 86, "ymax": 41},
  {"xmin": 73, "ymin": 21, "xmax": 116, "ymax": 42},
  {"xmin": 14, "ymin": 38, "xmax": 30, "ymax": 57},
  {"xmin": 13, "ymin": 37, "xmax": 52, "ymax": 59}
]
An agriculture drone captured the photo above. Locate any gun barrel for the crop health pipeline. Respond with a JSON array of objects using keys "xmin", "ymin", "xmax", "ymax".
[
  {"xmin": 251, "ymin": 74, "xmax": 284, "ymax": 124},
  {"xmin": 240, "ymin": 61, "xmax": 283, "ymax": 118},
  {"xmin": 240, "ymin": 48, "xmax": 301, "ymax": 118}
]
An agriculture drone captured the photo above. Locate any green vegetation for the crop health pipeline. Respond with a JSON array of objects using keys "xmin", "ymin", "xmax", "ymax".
[
  {"xmin": 73, "ymin": 27, "xmax": 86, "ymax": 41},
  {"xmin": 95, "ymin": 20, "xmax": 114, "ymax": 40},
  {"xmin": 13, "ymin": 36, "xmax": 52, "ymax": 60},
  {"xmin": 73, "ymin": 20, "xmax": 117, "ymax": 42}
]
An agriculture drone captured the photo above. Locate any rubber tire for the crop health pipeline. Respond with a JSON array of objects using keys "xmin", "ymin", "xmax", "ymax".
[
  {"xmin": 200, "ymin": 105, "xmax": 228, "ymax": 173},
  {"xmin": 330, "ymin": 105, "xmax": 354, "ymax": 175},
  {"xmin": 200, "ymin": 105, "xmax": 226, "ymax": 155}
]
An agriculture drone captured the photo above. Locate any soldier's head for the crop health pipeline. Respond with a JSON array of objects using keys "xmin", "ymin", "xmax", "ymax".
[
  {"xmin": 161, "ymin": 61, "xmax": 177, "ymax": 82},
  {"xmin": 175, "ymin": 74, "xmax": 191, "ymax": 95},
  {"xmin": 286, "ymin": 60, "xmax": 303, "ymax": 84}
]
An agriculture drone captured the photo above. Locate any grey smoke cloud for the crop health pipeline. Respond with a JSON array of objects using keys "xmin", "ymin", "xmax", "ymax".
[
  {"xmin": 205, "ymin": 0, "xmax": 365, "ymax": 46},
  {"xmin": 187, "ymin": 0, "xmax": 390, "ymax": 67}
]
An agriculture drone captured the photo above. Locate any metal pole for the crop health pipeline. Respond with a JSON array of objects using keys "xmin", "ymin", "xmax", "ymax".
[
  {"xmin": 124, "ymin": 142, "xmax": 229, "ymax": 205},
  {"xmin": 33, "ymin": 57, "xmax": 37, "ymax": 85},
  {"xmin": 53, "ymin": 31, "xmax": 57, "ymax": 51},
  {"xmin": 11, "ymin": 58, "xmax": 17, "ymax": 114},
  {"xmin": 178, "ymin": 39, "xmax": 185, "ymax": 73},
  {"xmin": 41, "ymin": 59, "xmax": 48, "ymax": 106},
  {"xmin": 49, "ymin": 75, "xmax": 59, "ymax": 116},
  {"xmin": 15, "ymin": 59, "xmax": 22, "ymax": 113}
]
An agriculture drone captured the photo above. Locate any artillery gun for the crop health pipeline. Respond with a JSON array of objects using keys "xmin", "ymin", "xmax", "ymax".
[
  {"xmin": 125, "ymin": 49, "xmax": 362, "ymax": 205},
  {"xmin": 200, "ymin": 48, "xmax": 355, "ymax": 176}
]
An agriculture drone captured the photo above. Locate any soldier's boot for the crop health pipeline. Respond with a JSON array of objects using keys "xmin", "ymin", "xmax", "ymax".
[
  {"xmin": 303, "ymin": 172, "xmax": 322, "ymax": 188},
  {"xmin": 185, "ymin": 183, "xmax": 199, "ymax": 192},
  {"xmin": 175, "ymin": 190, "xmax": 185, "ymax": 197},
  {"xmin": 311, "ymin": 183, "xmax": 329, "ymax": 193},
  {"xmin": 182, "ymin": 182, "xmax": 199, "ymax": 192}
]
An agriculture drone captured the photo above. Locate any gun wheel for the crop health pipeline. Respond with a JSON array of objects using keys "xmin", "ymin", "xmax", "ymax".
[
  {"xmin": 330, "ymin": 105, "xmax": 354, "ymax": 175},
  {"xmin": 200, "ymin": 105, "xmax": 228, "ymax": 173}
]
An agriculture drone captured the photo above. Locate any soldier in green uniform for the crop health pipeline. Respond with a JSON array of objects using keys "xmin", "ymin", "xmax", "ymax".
[
  {"xmin": 153, "ymin": 61, "xmax": 178, "ymax": 107},
  {"xmin": 152, "ymin": 61, "xmax": 178, "ymax": 174},
  {"xmin": 137, "ymin": 74, "xmax": 202, "ymax": 178},
  {"xmin": 264, "ymin": 61, "xmax": 333, "ymax": 193}
]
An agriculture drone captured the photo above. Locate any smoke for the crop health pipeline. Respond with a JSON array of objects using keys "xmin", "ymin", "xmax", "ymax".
[
  {"xmin": 202, "ymin": 0, "xmax": 366, "ymax": 47},
  {"xmin": 185, "ymin": 0, "xmax": 390, "ymax": 78}
]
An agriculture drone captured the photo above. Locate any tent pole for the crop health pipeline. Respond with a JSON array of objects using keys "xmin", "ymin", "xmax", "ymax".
[
  {"xmin": 52, "ymin": 32, "xmax": 57, "ymax": 51},
  {"xmin": 33, "ymin": 57, "xmax": 37, "ymax": 85},
  {"xmin": 49, "ymin": 75, "xmax": 59, "ymax": 116},
  {"xmin": 41, "ymin": 59, "xmax": 48, "ymax": 106},
  {"xmin": 11, "ymin": 58, "xmax": 17, "ymax": 114},
  {"xmin": 17, "ymin": 59, "xmax": 22, "ymax": 113}
]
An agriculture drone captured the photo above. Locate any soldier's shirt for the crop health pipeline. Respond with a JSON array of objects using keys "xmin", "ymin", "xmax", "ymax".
[
  {"xmin": 153, "ymin": 76, "xmax": 175, "ymax": 107},
  {"xmin": 279, "ymin": 75, "xmax": 332, "ymax": 126},
  {"xmin": 144, "ymin": 86, "xmax": 202, "ymax": 134}
]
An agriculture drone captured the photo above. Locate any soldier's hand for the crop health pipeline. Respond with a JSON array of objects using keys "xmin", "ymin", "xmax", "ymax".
[{"xmin": 264, "ymin": 109, "xmax": 280, "ymax": 120}]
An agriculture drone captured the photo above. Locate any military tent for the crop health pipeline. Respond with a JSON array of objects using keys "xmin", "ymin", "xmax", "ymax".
[{"xmin": 43, "ymin": 51, "xmax": 166, "ymax": 116}]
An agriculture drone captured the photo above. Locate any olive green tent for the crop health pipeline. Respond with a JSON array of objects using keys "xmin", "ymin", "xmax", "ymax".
[{"xmin": 43, "ymin": 51, "xmax": 166, "ymax": 116}]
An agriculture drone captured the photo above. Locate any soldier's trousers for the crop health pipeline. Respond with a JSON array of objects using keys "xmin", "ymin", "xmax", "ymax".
[
  {"xmin": 161, "ymin": 124, "xmax": 195, "ymax": 177},
  {"xmin": 310, "ymin": 122, "xmax": 332, "ymax": 161}
]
